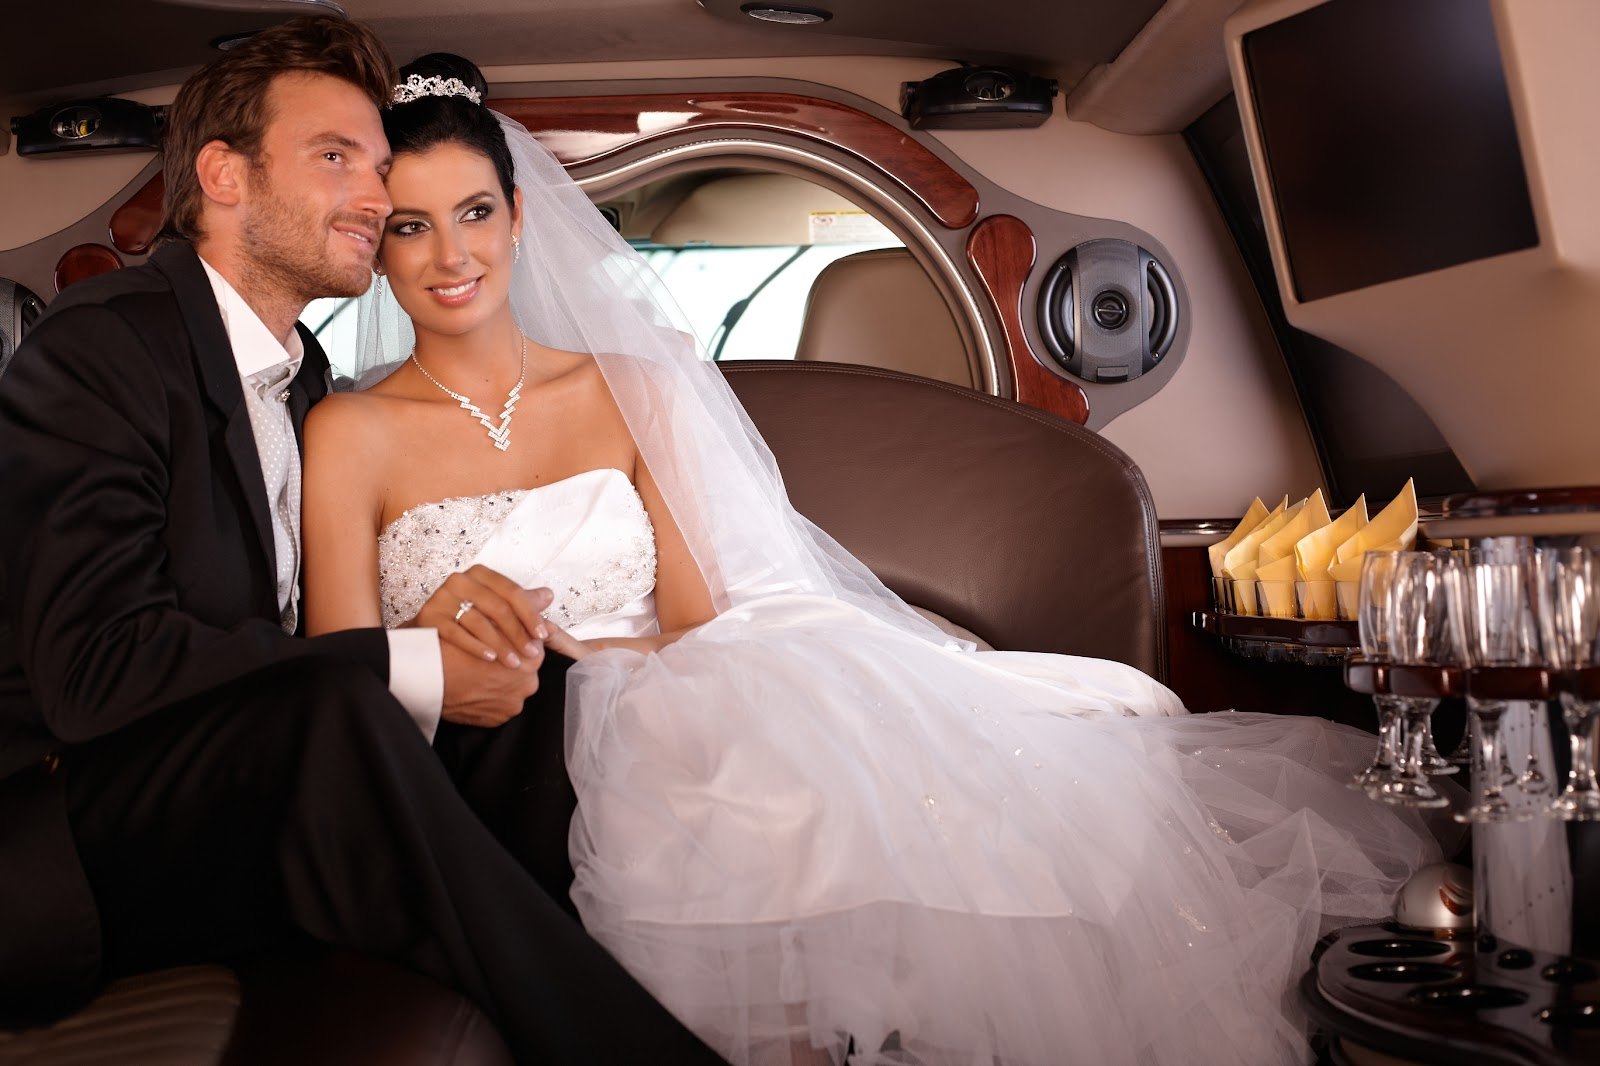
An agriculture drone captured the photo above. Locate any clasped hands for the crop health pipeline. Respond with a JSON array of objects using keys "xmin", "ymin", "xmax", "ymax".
[{"xmin": 405, "ymin": 564, "xmax": 591, "ymax": 727}]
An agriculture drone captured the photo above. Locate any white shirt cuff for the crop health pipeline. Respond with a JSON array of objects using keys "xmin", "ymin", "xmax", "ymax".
[{"xmin": 386, "ymin": 627, "xmax": 444, "ymax": 744}]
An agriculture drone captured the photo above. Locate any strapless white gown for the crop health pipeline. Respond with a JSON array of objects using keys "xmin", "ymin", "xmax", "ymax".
[{"xmin": 378, "ymin": 469, "xmax": 1450, "ymax": 1066}]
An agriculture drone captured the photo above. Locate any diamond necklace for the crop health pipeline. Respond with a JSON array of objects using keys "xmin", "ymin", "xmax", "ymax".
[{"xmin": 410, "ymin": 335, "xmax": 527, "ymax": 452}]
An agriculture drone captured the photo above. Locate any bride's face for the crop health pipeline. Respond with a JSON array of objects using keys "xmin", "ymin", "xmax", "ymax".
[{"xmin": 376, "ymin": 142, "xmax": 523, "ymax": 338}]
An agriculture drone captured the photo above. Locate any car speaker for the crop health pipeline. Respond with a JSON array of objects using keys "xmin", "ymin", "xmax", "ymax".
[
  {"xmin": 901, "ymin": 67, "xmax": 1057, "ymax": 130},
  {"xmin": 10, "ymin": 99, "xmax": 165, "ymax": 157},
  {"xmin": 1036, "ymin": 239, "xmax": 1178, "ymax": 383},
  {"xmin": 0, "ymin": 278, "xmax": 45, "ymax": 380}
]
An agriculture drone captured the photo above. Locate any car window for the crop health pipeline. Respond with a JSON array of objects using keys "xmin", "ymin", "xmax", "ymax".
[
  {"xmin": 640, "ymin": 240, "xmax": 899, "ymax": 361},
  {"xmin": 307, "ymin": 168, "xmax": 905, "ymax": 379}
]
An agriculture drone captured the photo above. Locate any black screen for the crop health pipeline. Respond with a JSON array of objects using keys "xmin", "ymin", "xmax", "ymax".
[{"xmin": 1244, "ymin": 0, "xmax": 1538, "ymax": 302}]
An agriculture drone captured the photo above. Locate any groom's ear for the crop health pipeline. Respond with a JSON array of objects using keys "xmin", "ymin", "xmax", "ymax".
[{"xmin": 195, "ymin": 140, "xmax": 245, "ymax": 209}]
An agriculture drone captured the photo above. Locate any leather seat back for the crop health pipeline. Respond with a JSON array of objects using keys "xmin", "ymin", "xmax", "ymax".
[
  {"xmin": 723, "ymin": 362, "xmax": 1166, "ymax": 679},
  {"xmin": 793, "ymin": 249, "xmax": 976, "ymax": 388}
]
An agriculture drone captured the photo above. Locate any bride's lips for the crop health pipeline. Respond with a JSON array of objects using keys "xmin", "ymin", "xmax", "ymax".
[{"xmin": 427, "ymin": 277, "xmax": 483, "ymax": 307}]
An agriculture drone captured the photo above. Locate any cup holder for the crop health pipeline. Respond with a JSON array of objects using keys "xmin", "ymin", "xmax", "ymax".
[
  {"xmin": 1349, "ymin": 962, "xmax": 1459, "ymax": 984},
  {"xmin": 1540, "ymin": 959, "xmax": 1598, "ymax": 984},
  {"xmin": 1537, "ymin": 1002, "xmax": 1600, "ymax": 1028},
  {"xmin": 1407, "ymin": 985, "xmax": 1528, "ymax": 1011},
  {"xmin": 1349, "ymin": 939, "xmax": 1452, "ymax": 959}
]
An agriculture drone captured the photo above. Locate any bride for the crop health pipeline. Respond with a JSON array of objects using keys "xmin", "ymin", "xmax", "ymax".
[{"xmin": 304, "ymin": 53, "xmax": 1451, "ymax": 1066}]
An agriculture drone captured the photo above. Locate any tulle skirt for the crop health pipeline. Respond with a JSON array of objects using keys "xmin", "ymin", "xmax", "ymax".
[{"xmin": 564, "ymin": 594, "xmax": 1449, "ymax": 1066}]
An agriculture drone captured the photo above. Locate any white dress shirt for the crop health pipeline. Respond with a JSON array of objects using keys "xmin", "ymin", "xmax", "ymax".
[{"xmin": 200, "ymin": 259, "xmax": 444, "ymax": 742}]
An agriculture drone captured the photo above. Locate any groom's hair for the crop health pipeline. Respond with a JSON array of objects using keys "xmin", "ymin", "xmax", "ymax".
[{"xmin": 157, "ymin": 15, "xmax": 397, "ymax": 245}]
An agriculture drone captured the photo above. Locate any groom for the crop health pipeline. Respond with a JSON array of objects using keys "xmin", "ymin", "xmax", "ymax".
[{"xmin": 0, "ymin": 15, "xmax": 721, "ymax": 1065}]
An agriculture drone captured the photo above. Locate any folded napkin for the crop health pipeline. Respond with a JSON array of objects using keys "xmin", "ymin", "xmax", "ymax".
[
  {"xmin": 1225, "ymin": 497, "xmax": 1307, "ymax": 614},
  {"xmin": 1295, "ymin": 494, "xmax": 1368, "ymax": 581},
  {"xmin": 1251, "ymin": 491, "xmax": 1329, "ymax": 617},
  {"xmin": 1258, "ymin": 489, "xmax": 1331, "ymax": 571},
  {"xmin": 1328, "ymin": 478, "xmax": 1418, "ymax": 583},
  {"xmin": 1223, "ymin": 496, "xmax": 1306, "ymax": 583},
  {"xmin": 1208, "ymin": 496, "xmax": 1272, "ymax": 580}
]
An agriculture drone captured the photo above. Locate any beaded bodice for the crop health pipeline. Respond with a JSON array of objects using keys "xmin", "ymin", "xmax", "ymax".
[{"xmin": 377, "ymin": 468, "xmax": 658, "ymax": 635}]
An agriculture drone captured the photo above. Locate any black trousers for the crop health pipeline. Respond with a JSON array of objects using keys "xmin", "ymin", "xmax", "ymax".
[{"xmin": 62, "ymin": 657, "xmax": 723, "ymax": 1065}]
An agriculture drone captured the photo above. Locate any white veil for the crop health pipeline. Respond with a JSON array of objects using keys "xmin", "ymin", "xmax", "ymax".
[{"xmin": 354, "ymin": 111, "xmax": 951, "ymax": 644}]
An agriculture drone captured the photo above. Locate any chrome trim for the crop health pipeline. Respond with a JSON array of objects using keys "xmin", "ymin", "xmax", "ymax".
[
  {"xmin": 572, "ymin": 137, "xmax": 1001, "ymax": 395},
  {"xmin": 1157, "ymin": 519, "xmax": 1240, "ymax": 539}
]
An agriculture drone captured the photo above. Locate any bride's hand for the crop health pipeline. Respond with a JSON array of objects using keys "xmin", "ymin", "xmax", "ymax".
[
  {"xmin": 408, "ymin": 564, "xmax": 552, "ymax": 668},
  {"xmin": 539, "ymin": 618, "xmax": 594, "ymax": 661}
]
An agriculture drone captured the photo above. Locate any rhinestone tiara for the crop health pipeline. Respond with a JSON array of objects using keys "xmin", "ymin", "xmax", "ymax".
[{"xmin": 391, "ymin": 73, "xmax": 483, "ymax": 106}]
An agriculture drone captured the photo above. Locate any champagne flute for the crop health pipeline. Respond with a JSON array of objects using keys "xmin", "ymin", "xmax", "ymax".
[
  {"xmin": 1350, "ymin": 550, "xmax": 1409, "ymax": 796},
  {"xmin": 1531, "ymin": 546, "xmax": 1600, "ymax": 820},
  {"xmin": 1384, "ymin": 551, "xmax": 1454, "ymax": 809},
  {"xmin": 1452, "ymin": 543, "xmax": 1534, "ymax": 823}
]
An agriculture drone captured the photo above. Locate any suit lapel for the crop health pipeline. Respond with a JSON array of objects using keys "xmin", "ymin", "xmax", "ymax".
[
  {"xmin": 148, "ymin": 243, "xmax": 277, "ymax": 574},
  {"xmin": 288, "ymin": 322, "xmax": 330, "ymax": 454}
]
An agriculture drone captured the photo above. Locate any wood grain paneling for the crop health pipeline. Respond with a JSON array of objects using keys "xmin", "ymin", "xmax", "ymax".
[
  {"xmin": 494, "ymin": 93, "xmax": 980, "ymax": 230},
  {"xmin": 109, "ymin": 172, "xmax": 163, "ymax": 256},
  {"xmin": 54, "ymin": 244, "xmax": 123, "ymax": 293},
  {"xmin": 966, "ymin": 215, "xmax": 1089, "ymax": 424}
]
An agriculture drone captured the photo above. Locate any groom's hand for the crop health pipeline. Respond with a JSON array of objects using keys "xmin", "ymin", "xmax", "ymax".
[{"xmin": 439, "ymin": 639, "xmax": 545, "ymax": 727}]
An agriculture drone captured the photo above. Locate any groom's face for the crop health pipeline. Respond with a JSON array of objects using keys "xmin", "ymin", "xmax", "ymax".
[{"xmin": 236, "ymin": 72, "xmax": 392, "ymax": 302}]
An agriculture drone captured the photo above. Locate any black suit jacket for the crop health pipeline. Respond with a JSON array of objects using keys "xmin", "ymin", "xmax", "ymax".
[{"xmin": 0, "ymin": 241, "xmax": 391, "ymax": 1017}]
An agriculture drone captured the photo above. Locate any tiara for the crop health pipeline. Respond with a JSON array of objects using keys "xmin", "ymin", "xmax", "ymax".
[{"xmin": 391, "ymin": 73, "xmax": 483, "ymax": 106}]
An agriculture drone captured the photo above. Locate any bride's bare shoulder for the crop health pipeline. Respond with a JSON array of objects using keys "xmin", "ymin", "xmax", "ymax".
[{"xmin": 304, "ymin": 387, "xmax": 408, "ymax": 456}]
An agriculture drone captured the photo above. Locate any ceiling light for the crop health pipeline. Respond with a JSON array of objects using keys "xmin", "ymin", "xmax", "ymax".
[{"xmin": 740, "ymin": 4, "xmax": 832, "ymax": 25}]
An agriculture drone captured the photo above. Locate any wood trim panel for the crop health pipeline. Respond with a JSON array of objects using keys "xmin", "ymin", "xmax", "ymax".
[
  {"xmin": 1442, "ymin": 485, "xmax": 1600, "ymax": 517},
  {"xmin": 54, "ymin": 244, "xmax": 123, "ymax": 293},
  {"xmin": 966, "ymin": 214, "xmax": 1089, "ymax": 424},
  {"xmin": 109, "ymin": 172, "xmax": 164, "ymax": 256},
  {"xmin": 493, "ymin": 93, "xmax": 980, "ymax": 230}
]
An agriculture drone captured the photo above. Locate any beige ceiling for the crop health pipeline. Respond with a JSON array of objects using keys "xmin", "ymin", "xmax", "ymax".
[{"xmin": 1, "ymin": 0, "xmax": 1241, "ymax": 134}]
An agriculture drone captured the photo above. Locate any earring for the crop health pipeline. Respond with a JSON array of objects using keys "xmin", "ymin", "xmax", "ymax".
[
  {"xmin": 374, "ymin": 274, "xmax": 385, "ymax": 297},
  {"xmin": 513, "ymin": 237, "xmax": 521, "ymax": 265}
]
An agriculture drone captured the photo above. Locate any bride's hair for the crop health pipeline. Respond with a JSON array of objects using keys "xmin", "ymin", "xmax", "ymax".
[{"xmin": 384, "ymin": 53, "xmax": 515, "ymax": 202}]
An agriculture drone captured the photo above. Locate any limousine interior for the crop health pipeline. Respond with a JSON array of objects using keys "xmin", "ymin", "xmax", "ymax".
[{"xmin": 2, "ymin": 0, "xmax": 1597, "ymax": 1063}]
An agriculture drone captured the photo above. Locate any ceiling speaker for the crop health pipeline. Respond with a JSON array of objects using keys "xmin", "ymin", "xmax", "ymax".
[
  {"xmin": 901, "ymin": 67, "xmax": 1057, "ymax": 130},
  {"xmin": 1036, "ymin": 239, "xmax": 1178, "ymax": 383}
]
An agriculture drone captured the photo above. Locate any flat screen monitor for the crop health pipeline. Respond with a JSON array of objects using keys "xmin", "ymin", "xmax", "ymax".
[{"xmin": 1243, "ymin": 0, "xmax": 1539, "ymax": 302}]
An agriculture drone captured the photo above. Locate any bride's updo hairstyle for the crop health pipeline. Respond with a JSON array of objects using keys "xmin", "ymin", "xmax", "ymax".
[{"xmin": 384, "ymin": 53, "xmax": 515, "ymax": 202}]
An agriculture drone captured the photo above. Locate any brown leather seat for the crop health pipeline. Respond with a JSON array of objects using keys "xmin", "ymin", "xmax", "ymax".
[
  {"xmin": 793, "ymin": 248, "xmax": 977, "ymax": 389},
  {"xmin": 0, "ymin": 952, "xmax": 513, "ymax": 1066},
  {"xmin": 1, "ymin": 359, "xmax": 1164, "ymax": 1066},
  {"xmin": 723, "ymin": 361, "xmax": 1167, "ymax": 678}
]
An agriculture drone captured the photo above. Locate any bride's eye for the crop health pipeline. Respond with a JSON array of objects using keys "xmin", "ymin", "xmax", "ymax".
[
  {"xmin": 390, "ymin": 219, "xmax": 425, "ymax": 237},
  {"xmin": 462, "ymin": 203, "xmax": 493, "ymax": 223}
]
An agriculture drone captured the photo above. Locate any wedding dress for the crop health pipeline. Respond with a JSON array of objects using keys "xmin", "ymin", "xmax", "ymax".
[{"xmin": 377, "ymin": 466, "xmax": 1449, "ymax": 1066}]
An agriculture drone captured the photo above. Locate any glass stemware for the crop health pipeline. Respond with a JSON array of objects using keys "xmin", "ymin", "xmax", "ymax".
[
  {"xmin": 1350, "ymin": 551, "xmax": 1410, "ymax": 797},
  {"xmin": 1450, "ymin": 543, "xmax": 1534, "ymax": 823},
  {"xmin": 1383, "ymin": 551, "xmax": 1455, "ymax": 808},
  {"xmin": 1531, "ymin": 546, "xmax": 1600, "ymax": 820}
]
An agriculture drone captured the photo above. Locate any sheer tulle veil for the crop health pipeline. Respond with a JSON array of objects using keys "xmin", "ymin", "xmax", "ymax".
[{"xmin": 353, "ymin": 110, "xmax": 953, "ymax": 645}]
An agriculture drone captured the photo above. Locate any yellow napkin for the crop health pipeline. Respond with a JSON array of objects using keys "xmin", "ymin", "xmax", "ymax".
[
  {"xmin": 1207, "ymin": 497, "xmax": 1272, "ymax": 580},
  {"xmin": 1223, "ymin": 497, "xmax": 1305, "ymax": 584},
  {"xmin": 1259, "ymin": 489, "xmax": 1331, "ymax": 570},
  {"xmin": 1335, "ymin": 479, "xmax": 1417, "ymax": 564},
  {"xmin": 1225, "ymin": 497, "xmax": 1306, "ymax": 615},
  {"xmin": 1295, "ymin": 495, "xmax": 1368, "ymax": 581},
  {"xmin": 1328, "ymin": 479, "xmax": 1418, "ymax": 583},
  {"xmin": 1243, "ymin": 490, "xmax": 1326, "ymax": 618}
]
